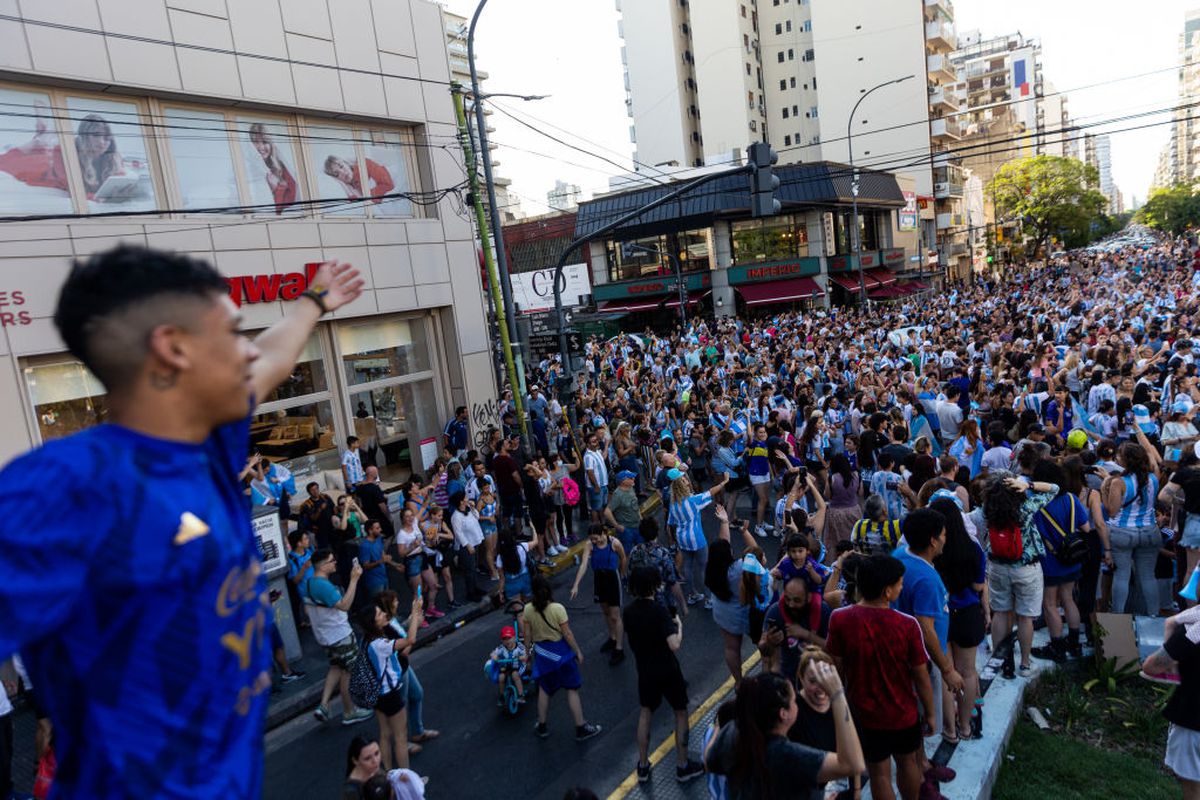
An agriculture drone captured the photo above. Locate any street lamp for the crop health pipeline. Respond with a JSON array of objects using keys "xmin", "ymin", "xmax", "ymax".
[
  {"xmin": 622, "ymin": 241, "xmax": 687, "ymax": 330},
  {"xmin": 847, "ymin": 75, "xmax": 915, "ymax": 306}
]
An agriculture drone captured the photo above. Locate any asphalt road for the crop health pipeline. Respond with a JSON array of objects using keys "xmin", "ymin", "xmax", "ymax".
[{"xmin": 264, "ymin": 512, "xmax": 778, "ymax": 800}]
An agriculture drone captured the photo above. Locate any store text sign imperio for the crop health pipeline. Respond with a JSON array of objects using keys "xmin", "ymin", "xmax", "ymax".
[{"xmin": 226, "ymin": 262, "xmax": 321, "ymax": 307}]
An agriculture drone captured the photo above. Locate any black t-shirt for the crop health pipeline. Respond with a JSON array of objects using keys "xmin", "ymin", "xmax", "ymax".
[
  {"xmin": 1171, "ymin": 468, "xmax": 1200, "ymax": 516},
  {"xmin": 1164, "ymin": 627, "xmax": 1200, "ymax": 731},
  {"xmin": 354, "ymin": 482, "xmax": 392, "ymax": 530},
  {"xmin": 622, "ymin": 598, "xmax": 681, "ymax": 680},
  {"xmin": 788, "ymin": 697, "xmax": 836, "ymax": 752},
  {"xmin": 706, "ymin": 724, "xmax": 825, "ymax": 800},
  {"xmin": 859, "ymin": 430, "xmax": 881, "ymax": 470}
]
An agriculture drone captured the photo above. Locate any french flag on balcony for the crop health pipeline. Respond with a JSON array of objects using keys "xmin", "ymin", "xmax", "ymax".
[{"xmin": 1013, "ymin": 58, "xmax": 1031, "ymax": 97}]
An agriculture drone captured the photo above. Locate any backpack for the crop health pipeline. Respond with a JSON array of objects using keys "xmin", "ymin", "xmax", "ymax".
[
  {"xmin": 348, "ymin": 638, "xmax": 384, "ymax": 710},
  {"xmin": 561, "ymin": 476, "xmax": 581, "ymax": 507},
  {"xmin": 1038, "ymin": 500, "xmax": 1089, "ymax": 566},
  {"xmin": 989, "ymin": 524, "xmax": 1024, "ymax": 562}
]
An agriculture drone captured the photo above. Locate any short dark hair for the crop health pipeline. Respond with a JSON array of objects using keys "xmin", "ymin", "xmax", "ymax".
[
  {"xmin": 628, "ymin": 566, "xmax": 661, "ymax": 598},
  {"xmin": 311, "ymin": 548, "xmax": 334, "ymax": 567},
  {"xmin": 857, "ymin": 554, "xmax": 905, "ymax": 601},
  {"xmin": 287, "ymin": 529, "xmax": 307, "ymax": 548},
  {"xmin": 455, "ymin": 405, "xmax": 467, "ymax": 416},
  {"xmin": 346, "ymin": 435, "xmax": 359, "ymax": 446},
  {"xmin": 638, "ymin": 517, "xmax": 659, "ymax": 542},
  {"xmin": 902, "ymin": 507, "xmax": 945, "ymax": 552},
  {"xmin": 54, "ymin": 246, "xmax": 229, "ymax": 389},
  {"xmin": 305, "ymin": 481, "xmax": 320, "ymax": 493},
  {"xmin": 945, "ymin": 385, "xmax": 961, "ymax": 399}
]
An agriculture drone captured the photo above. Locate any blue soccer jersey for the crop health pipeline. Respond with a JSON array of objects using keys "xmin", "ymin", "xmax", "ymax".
[{"xmin": 0, "ymin": 417, "xmax": 271, "ymax": 798}]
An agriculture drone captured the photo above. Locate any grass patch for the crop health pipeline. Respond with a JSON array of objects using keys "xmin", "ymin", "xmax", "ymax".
[{"xmin": 994, "ymin": 720, "xmax": 1178, "ymax": 800}]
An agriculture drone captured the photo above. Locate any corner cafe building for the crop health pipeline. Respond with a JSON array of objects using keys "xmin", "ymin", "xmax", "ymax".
[
  {"xmin": 573, "ymin": 161, "xmax": 926, "ymax": 322},
  {"xmin": 0, "ymin": 220, "xmax": 497, "ymax": 482}
]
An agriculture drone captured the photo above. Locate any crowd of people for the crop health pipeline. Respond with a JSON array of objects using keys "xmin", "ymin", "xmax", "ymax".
[{"xmin": 310, "ymin": 229, "xmax": 1200, "ymax": 799}]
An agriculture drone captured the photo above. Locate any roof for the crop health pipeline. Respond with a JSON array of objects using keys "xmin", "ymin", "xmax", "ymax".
[{"xmin": 574, "ymin": 161, "xmax": 904, "ymax": 240}]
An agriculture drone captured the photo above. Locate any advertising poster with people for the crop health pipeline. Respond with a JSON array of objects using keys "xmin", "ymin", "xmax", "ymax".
[
  {"xmin": 0, "ymin": 88, "xmax": 73, "ymax": 215},
  {"xmin": 65, "ymin": 96, "xmax": 156, "ymax": 214},
  {"xmin": 238, "ymin": 116, "xmax": 302, "ymax": 215}
]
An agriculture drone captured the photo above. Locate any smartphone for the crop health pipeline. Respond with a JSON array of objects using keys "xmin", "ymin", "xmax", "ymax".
[
  {"xmin": 416, "ymin": 584, "xmax": 422, "ymax": 599},
  {"xmin": 352, "ymin": 557, "xmax": 360, "ymax": 568}
]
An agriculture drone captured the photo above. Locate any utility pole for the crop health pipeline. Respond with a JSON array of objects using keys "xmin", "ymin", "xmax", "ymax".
[
  {"xmin": 451, "ymin": 84, "xmax": 528, "ymax": 440},
  {"xmin": 468, "ymin": 0, "xmax": 527, "ymax": 404}
]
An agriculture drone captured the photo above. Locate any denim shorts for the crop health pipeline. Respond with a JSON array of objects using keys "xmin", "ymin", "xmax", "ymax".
[
  {"xmin": 1182, "ymin": 513, "xmax": 1200, "ymax": 549},
  {"xmin": 587, "ymin": 486, "xmax": 609, "ymax": 512}
]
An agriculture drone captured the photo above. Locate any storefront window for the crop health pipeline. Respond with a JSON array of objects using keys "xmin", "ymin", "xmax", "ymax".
[
  {"xmin": 23, "ymin": 360, "xmax": 108, "ymax": 442},
  {"xmin": 0, "ymin": 88, "xmax": 73, "ymax": 216},
  {"xmin": 339, "ymin": 317, "xmax": 431, "ymax": 385},
  {"xmin": 237, "ymin": 115, "xmax": 304, "ymax": 215},
  {"xmin": 732, "ymin": 216, "xmax": 808, "ymax": 264},
  {"xmin": 164, "ymin": 108, "xmax": 239, "ymax": 211},
  {"xmin": 607, "ymin": 231, "xmax": 711, "ymax": 282},
  {"xmin": 251, "ymin": 400, "xmax": 338, "ymax": 477},
  {"xmin": 260, "ymin": 333, "xmax": 327, "ymax": 403},
  {"xmin": 65, "ymin": 96, "xmax": 157, "ymax": 214},
  {"xmin": 348, "ymin": 379, "xmax": 440, "ymax": 480}
]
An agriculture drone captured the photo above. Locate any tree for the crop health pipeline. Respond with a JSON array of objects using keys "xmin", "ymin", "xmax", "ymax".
[
  {"xmin": 989, "ymin": 155, "xmax": 1108, "ymax": 259},
  {"xmin": 1137, "ymin": 185, "xmax": 1200, "ymax": 235}
]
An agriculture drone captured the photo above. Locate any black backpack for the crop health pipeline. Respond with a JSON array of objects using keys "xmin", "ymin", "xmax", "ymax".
[{"xmin": 1038, "ymin": 500, "xmax": 1088, "ymax": 566}]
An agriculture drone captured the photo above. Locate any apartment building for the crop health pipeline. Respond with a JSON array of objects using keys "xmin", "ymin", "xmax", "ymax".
[
  {"xmin": 443, "ymin": 7, "xmax": 522, "ymax": 222},
  {"xmin": 616, "ymin": 0, "xmax": 963, "ymax": 277},
  {"xmin": 0, "ymin": 0, "xmax": 497, "ymax": 481},
  {"xmin": 1152, "ymin": 9, "xmax": 1200, "ymax": 190}
]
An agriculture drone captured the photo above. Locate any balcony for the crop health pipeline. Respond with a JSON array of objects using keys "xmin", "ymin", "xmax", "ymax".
[
  {"xmin": 934, "ymin": 181, "xmax": 964, "ymax": 199},
  {"xmin": 927, "ymin": 53, "xmax": 958, "ymax": 82},
  {"xmin": 936, "ymin": 212, "xmax": 964, "ymax": 230},
  {"xmin": 926, "ymin": 19, "xmax": 956, "ymax": 50},
  {"xmin": 929, "ymin": 84, "xmax": 961, "ymax": 112},
  {"xmin": 930, "ymin": 117, "xmax": 962, "ymax": 139},
  {"xmin": 924, "ymin": 0, "xmax": 955, "ymax": 18}
]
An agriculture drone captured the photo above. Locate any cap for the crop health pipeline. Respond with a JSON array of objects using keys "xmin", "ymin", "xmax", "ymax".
[
  {"xmin": 500, "ymin": 626, "xmax": 516, "ymax": 639},
  {"xmin": 1066, "ymin": 429, "xmax": 1088, "ymax": 450},
  {"xmin": 1133, "ymin": 404, "xmax": 1156, "ymax": 434},
  {"xmin": 1027, "ymin": 422, "xmax": 1046, "ymax": 435},
  {"xmin": 666, "ymin": 467, "xmax": 685, "ymax": 482},
  {"xmin": 1173, "ymin": 400, "xmax": 1192, "ymax": 415},
  {"xmin": 616, "ymin": 470, "xmax": 637, "ymax": 483}
]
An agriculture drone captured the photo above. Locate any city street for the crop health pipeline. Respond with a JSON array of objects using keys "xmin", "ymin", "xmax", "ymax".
[{"xmin": 264, "ymin": 515, "xmax": 771, "ymax": 800}]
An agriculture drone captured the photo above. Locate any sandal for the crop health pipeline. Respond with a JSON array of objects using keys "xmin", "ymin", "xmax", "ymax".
[
  {"xmin": 959, "ymin": 726, "xmax": 975, "ymax": 741},
  {"xmin": 407, "ymin": 742, "xmax": 423, "ymax": 755},
  {"xmin": 410, "ymin": 730, "xmax": 440, "ymax": 743},
  {"xmin": 941, "ymin": 730, "xmax": 959, "ymax": 745}
]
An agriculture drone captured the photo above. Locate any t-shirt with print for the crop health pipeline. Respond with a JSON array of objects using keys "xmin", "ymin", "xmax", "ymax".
[
  {"xmin": 0, "ymin": 417, "xmax": 270, "ymax": 799},
  {"xmin": 826, "ymin": 604, "xmax": 928, "ymax": 731}
]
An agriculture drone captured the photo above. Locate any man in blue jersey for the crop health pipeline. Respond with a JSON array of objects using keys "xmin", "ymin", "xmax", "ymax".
[{"xmin": 0, "ymin": 246, "xmax": 362, "ymax": 798}]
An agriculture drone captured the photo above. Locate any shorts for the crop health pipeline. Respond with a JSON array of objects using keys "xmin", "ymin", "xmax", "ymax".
[
  {"xmin": 1043, "ymin": 569, "xmax": 1081, "ymax": 587},
  {"xmin": 1166, "ymin": 723, "xmax": 1200, "ymax": 781},
  {"xmin": 587, "ymin": 486, "xmax": 609, "ymax": 512},
  {"xmin": 749, "ymin": 473, "xmax": 772, "ymax": 486},
  {"xmin": 403, "ymin": 555, "xmax": 424, "ymax": 579},
  {"xmin": 859, "ymin": 723, "xmax": 922, "ymax": 764},
  {"xmin": 948, "ymin": 603, "xmax": 986, "ymax": 649},
  {"xmin": 1183, "ymin": 513, "xmax": 1200, "ymax": 549},
  {"xmin": 376, "ymin": 686, "xmax": 406, "ymax": 717},
  {"xmin": 424, "ymin": 550, "xmax": 444, "ymax": 571},
  {"xmin": 988, "ymin": 561, "xmax": 1043, "ymax": 618},
  {"xmin": 594, "ymin": 568, "xmax": 623, "ymax": 607},
  {"xmin": 323, "ymin": 634, "xmax": 359, "ymax": 670},
  {"xmin": 505, "ymin": 569, "xmax": 532, "ymax": 597},
  {"xmin": 638, "ymin": 671, "xmax": 688, "ymax": 711}
]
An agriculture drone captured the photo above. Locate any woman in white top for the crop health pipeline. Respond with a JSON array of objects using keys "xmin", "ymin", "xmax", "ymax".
[
  {"xmin": 357, "ymin": 596, "xmax": 423, "ymax": 772},
  {"xmin": 387, "ymin": 506, "xmax": 425, "ymax": 602}
]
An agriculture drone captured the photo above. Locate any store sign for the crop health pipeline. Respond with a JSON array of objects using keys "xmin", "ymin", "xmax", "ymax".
[
  {"xmin": 0, "ymin": 290, "xmax": 30, "ymax": 327},
  {"xmin": 882, "ymin": 248, "xmax": 906, "ymax": 266},
  {"xmin": 512, "ymin": 264, "xmax": 591, "ymax": 314},
  {"xmin": 728, "ymin": 258, "xmax": 821, "ymax": 285},
  {"xmin": 593, "ymin": 271, "xmax": 711, "ymax": 301},
  {"xmin": 253, "ymin": 511, "xmax": 287, "ymax": 578},
  {"xmin": 900, "ymin": 192, "xmax": 918, "ymax": 230},
  {"xmin": 227, "ymin": 262, "xmax": 321, "ymax": 307},
  {"xmin": 859, "ymin": 252, "xmax": 880, "ymax": 269}
]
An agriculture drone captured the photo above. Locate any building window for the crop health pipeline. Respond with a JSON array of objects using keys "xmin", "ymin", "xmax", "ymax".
[
  {"xmin": 788, "ymin": 49, "xmax": 794, "ymax": 60},
  {"xmin": 833, "ymin": 209, "xmax": 882, "ymax": 254},
  {"xmin": 339, "ymin": 317, "xmax": 432, "ymax": 386},
  {"xmin": 786, "ymin": 20, "xmax": 792, "ymax": 32},
  {"xmin": 779, "ymin": 79, "xmax": 787, "ymax": 90},
  {"xmin": 307, "ymin": 124, "xmax": 418, "ymax": 218},
  {"xmin": 23, "ymin": 359, "xmax": 108, "ymax": 442},
  {"xmin": 793, "ymin": 105, "xmax": 798, "ymax": 115},
  {"xmin": 163, "ymin": 108, "xmax": 241, "ymax": 211},
  {"xmin": 810, "ymin": 106, "xmax": 819, "ymax": 119},
  {"xmin": 744, "ymin": 34, "xmax": 749, "ymax": 46},
  {"xmin": 782, "ymin": 108, "xmax": 789, "ymax": 119},
  {"xmin": 237, "ymin": 116, "xmax": 304, "ymax": 214},
  {"xmin": 65, "ymin": 95, "xmax": 158, "ymax": 214},
  {"xmin": 812, "ymin": 76, "xmax": 817, "ymax": 90},
  {"xmin": 775, "ymin": 23, "xmax": 782, "ymax": 34},
  {"xmin": 784, "ymin": 135, "xmax": 792, "ymax": 146},
  {"xmin": 777, "ymin": 52, "xmax": 784, "ymax": 63},
  {"xmin": 802, "ymin": 49, "xmax": 814, "ymax": 61},
  {"xmin": 741, "ymin": 4, "xmax": 746, "ymax": 16},
  {"xmin": 606, "ymin": 231, "xmax": 709, "ymax": 282},
  {"xmin": 731, "ymin": 216, "xmax": 810, "ymax": 264},
  {"xmin": 790, "ymin": 77, "xmax": 797, "ymax": 88},
  {"xmin": 802, "ymin": 19, "xmax": 811, "ymax": 32},
  {"xmin": 746, "ymin": 63, "xmax": 752, "ymax": 75},
  {"xmin": 0, "ymin": 87, "xmax": 73, "ymax": 216}
]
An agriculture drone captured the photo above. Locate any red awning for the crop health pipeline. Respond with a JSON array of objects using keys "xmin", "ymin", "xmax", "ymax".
[
  {"xmin": 828, "ymin": 273, "xmax": 862, "ymax": 292},
  {"xmin": 596, "ymin": 298, "xmax": 664, "ymax": 314},
  {"xmin": 737, "ymin": 277, "xmax": 825, "ymax": 306},
  {"xmin": 868, "ymin": 283, "xmax": 905, "ymax": 299},
  {"xmin": 663, "ymin": 290, "xmax": 712, "ymax": 308},
  {"xmin": 863, "ymin": 267, "xmax": 897, "ymax": 286}
]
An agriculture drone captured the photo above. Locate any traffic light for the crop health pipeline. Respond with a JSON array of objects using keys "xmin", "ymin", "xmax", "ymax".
[{"xmin": 748, "ymin": 142, "xmax": 781, "ymax": 218}]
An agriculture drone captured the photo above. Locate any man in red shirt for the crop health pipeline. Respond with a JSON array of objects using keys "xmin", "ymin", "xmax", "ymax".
[{"xmin": 826, "ymin": 554, "xmax": 934, "ymax": 800}]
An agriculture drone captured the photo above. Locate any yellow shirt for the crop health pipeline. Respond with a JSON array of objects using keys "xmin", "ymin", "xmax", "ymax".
[{"xmin": 523, "ymin": 601, "xmax": 568, "ymax": 643}]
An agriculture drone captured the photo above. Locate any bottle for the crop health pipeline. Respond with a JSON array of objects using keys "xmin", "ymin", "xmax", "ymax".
[{"xmin": 971, "ymin": 698, "xmax": 984, "ymax": 739}]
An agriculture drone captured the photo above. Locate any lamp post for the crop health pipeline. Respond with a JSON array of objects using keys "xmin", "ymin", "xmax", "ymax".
[{"xmin": 847, "ymin": 74, "xmax": 915, "ymax": 306}]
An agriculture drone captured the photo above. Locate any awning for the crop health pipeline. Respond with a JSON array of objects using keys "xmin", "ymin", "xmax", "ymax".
[
  {"xmin": 828, "ymin": 273, "xmax": 863, "ymax": 292},
  {"xmin": 737, "ymin": 277, "xmax": 824, "ymax": 306},
  {"xmin": 868, "ymin": 283, "xmax": 906, "ymax": 299},
  {"xmin": 596, "ymin": 298, "xmax": 665, "ymax": 314},
  {"xmin": 663, "ymin": 290, "xmax": 712, "ymax": 309},
  {"xmin": 863, "ymin": 267, "xmax": 897, "ymax": 286}
]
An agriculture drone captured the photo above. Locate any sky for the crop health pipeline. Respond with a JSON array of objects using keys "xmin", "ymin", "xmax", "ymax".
[{"xmin": 444, "ymin": 0, "xmax": 1196, "ymax": 214}]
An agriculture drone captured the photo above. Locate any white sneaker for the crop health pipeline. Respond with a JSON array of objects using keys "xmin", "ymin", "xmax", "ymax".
[
  {"xmin": 761, "ymin": 522, "xmax": 774, "ymax": 531},
  {"xmin": 552, "ymin": 545, "xmax": 567, "ymax": 556},
  {"xmin": 754, "ymin": 524, "xmax": 766, "ymax": 537}
]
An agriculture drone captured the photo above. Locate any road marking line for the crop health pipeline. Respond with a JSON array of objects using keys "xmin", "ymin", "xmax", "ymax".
[{"xmin": 605, "ymin": 650, "xmax": 761, "ymax": 800}]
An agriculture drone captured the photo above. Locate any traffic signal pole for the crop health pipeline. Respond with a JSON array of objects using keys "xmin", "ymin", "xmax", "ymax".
[{"xmin": 452, "ymin": 84, "xmax": 528, "ymax": 440}]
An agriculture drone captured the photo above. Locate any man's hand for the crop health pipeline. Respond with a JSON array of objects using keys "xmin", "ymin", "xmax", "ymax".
[
  {"xmin": 762, "ymin": 627, "xmax": 784, "ymax": 650},
  {"xmin": 310, "ymin": 260, "xmax": 365, "ymax": 312},
  {"xmin": 350, "ymin": 560, "xmax": 363, "ymax": 581},
  {"xmin": 714, "ymin": 505, "xmax": 728, "ymax": 522}
]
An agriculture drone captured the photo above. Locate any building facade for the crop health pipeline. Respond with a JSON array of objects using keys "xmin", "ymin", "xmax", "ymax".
[
  {"xmin": 1152, "ymin": 9, "xmax": 1200, "ymax": 191},
  {"xmin": 0, "ymin": 0, "xmax": 497, "ymax": 476}
]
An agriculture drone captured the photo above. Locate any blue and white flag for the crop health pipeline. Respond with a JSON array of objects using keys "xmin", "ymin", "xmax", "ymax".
[
  {"xmin": 908, "ymin": 415, "xmax": 943, "ymax": 456},
  {"xmin": 1072, "ymin": 397, "xmax": 1100, "ymax": 437},
  {"xmin": 949, "ymin": 434, "xmax": 984, "ymax": 479}
]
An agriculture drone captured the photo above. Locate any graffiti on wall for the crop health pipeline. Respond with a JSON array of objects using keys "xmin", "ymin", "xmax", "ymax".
[{"xmin": 471, "ymin": 399, "xmax": 501, "ymax": 449}]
